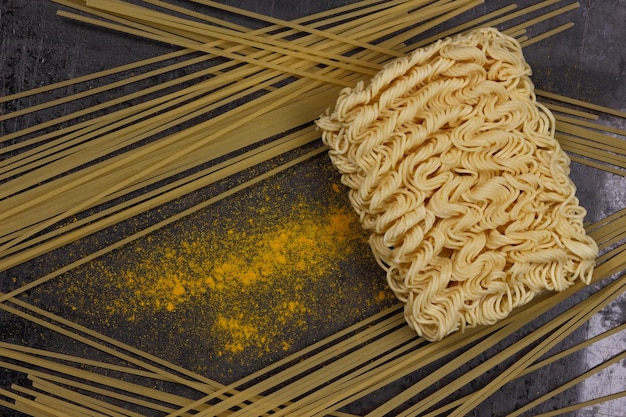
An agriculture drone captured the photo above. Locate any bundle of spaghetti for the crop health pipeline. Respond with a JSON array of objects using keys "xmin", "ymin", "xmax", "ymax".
[
  {"xmin": 1, "ymin": 208, "xmax": 624, "ymax": 416},
  {"xmin": 317, "ymin": 27, "xmax": 599, "ymax": 341},
  {"xmin": 149, "ymin": 210, "xmax": 626, "ymax": 417},
  {"xmin": 2, "ymin": 0, "xmax": 625, "ymax": 415},
  {"xmin": 0, "ymin": 0, "xmax": 583, "ymax": 272},
  {"xmin": 1, "ymin": 0, "xmax": 473, "ymax": 269}
]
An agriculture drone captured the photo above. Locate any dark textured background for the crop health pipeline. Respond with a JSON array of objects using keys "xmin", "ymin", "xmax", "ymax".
[{"xmin": 1, "ymin": 1, "xmax": 625, "ymax": 416}]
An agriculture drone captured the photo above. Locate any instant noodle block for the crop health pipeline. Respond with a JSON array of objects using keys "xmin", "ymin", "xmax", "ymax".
[{"xmin": 316, "ymin": 28, "xmax": 598, "ymax": 342}]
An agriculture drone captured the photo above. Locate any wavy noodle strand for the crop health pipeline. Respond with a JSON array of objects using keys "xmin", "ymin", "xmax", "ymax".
[{"xmin": 317, "ymin": 28, "xmax": 598, "ymax": 342}]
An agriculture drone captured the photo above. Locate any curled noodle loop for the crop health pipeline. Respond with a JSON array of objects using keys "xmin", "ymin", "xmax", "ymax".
[{"xmin": 317, "ymin": 28, "xmax": 598, "ymax": 342}]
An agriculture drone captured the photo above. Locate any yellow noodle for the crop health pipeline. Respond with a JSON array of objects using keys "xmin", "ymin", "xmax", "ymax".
[
  {"xmin": 557, "ymin": 113, "xmax": 626, "ymax": 137},
  {"xmin": 0, "ymin": 146, "xmax": 327, "ymax": 301},
  {"xmin": 0, "ymin": 342, "xmax": 170, "ymax": 382},
  {"xmin": 0, "ymin": 75, "xmax": 327, "ymax": 258},
  {"xmin": 0, "ymin": 130, "xmax": 322, "ymax": 260},
  {"xmin": 28, "ymin": 376, "xmax": 166, "ymax": 417},
  {"xmin": 0, "ymin": 388, "xmax": 66, "ymax": 417},
  {"xmin": 1, "ymin": 1, "xmax": 624, "ymax": 416},
  {"xmin": 520, "ymin": 22, "xmax": 575, "ymax": 48},
  {"xmin": 392, "ymin": 0, "xmax": 485, "ymax": 47},
  {"xmin": 412, "ymin": 0, "xmax": 564, "ymax": 49},
  {"xmin": 543, "ymin": 101, "xmax": 599, "ymax": 119},
  {"xmin": 1, "ymin": 0, "xmax": 432, "ymax": 262},
  {"xmin": 2, "ymin": 25, "xmax": 337, "ymax": 172},
  {"xmin": 559, "ymin": 142, "xmax": 626, "ymax": 169},
  {"xmin": 86, "ymin": 0, "xmax": 381, "ymax": 73},
  {"xmin": 0, "ymin": 84, "xmax": 210, "ymax": 177},
  {"xmin": 181, "ymin": 0, "xmax": 405, "ymax": 58},
  {"xmin": 10, "ymin": 384, "xmax": 106, "ymax": 417},
  {"xmin": 0, "ymin": 55, "xmax": 220, "ymax": 147},
  {"xmin": 318, "ymin": 28, "xmax": 598, "ymax": 342},
  {"xmin": 537, "ymin": 89, "xmax": 626, "ymax": 118},
  {"xmin": 0, "ymin": 322, "xmax": 215, "ymax": 395},
  {"xmin": 520, "ymin": 322, "xmax": 626, "ymax": 376},
  {"xmin": 557, "ymin": 131, "xmax": 626, "ymax": 155},
  {"xmin": 5, "ymin": 8, "xmax": 410, "ymax": 268},
  {"xmin": 557, "ymin": 121, "xmax": 626, "ymax": 150},
  {"xmin": 0, "ymin": 398, "xmax": 55, "ymax": 417},
  {"xmin": 167, "ymin": 306, "xmax": 405, "ymax": 417},
  {"xmin": 220, "ymin": 330, "xmax": 421, "ymax": 417},
  {"xmin": 468, "ymin": 0, "xmax": 565, "ymax": 33},
  {"xmin": 0, "ymin": 78, "xmax": 342, "ymax": 249},
  {"xmin": 588, "ymin": 207, "xmax": 626, "ymax": 241},
  {"xmin": 0, "ymin": 52, "xmax": 217, "ymax": 125},
  {"xmin": 449, "ymin": 272, "xmax": 626, "ymax": 416},
  {"xmin": 569, "ymin": 154, "xmax": 626, "ymax": 176},
  {"xmin": 0, "ymin": 64, "xmax": 307, "ymax": 204},
  {"xmin": 531, "ymin": 391, "xmax": 626, "ymax": 417},
  {"xmin": 220, "ymin": 253, "xmax": 626, "ymax": 417},
  {"xmin": 515, "ymin": 35, "xmax": 529, "ymax": 43},
  {"xmin": 507, "ymin": 28, "xmax": 528, "ymax": 39},
  {"xmin": 390, "ymin": 269, "xmax": 626, "ymax": 416},
  {"xmin": 503, "ymin": 2, "xmax": 580, "ymax": 36},
  {"xmin": 507, "ymin": 351, "xmax": 626, "ymax": 417},
  {"xmin": 56, "ymin": 11, "xmax": 355, "ymax": 87},
  {"xmin": 0, "ymin": 47, "xmax": 193, "ymax": 103},
  {"xmin": 3, "ymin": 0, "xmax": 418, "ymax": 145},
  {"xmin": 405, "ymin": 3, "xmax": 519, "ymax": 49},
  {"xmin": 0, "ymin": 361, "xmax": 200, "ymax": 415}
]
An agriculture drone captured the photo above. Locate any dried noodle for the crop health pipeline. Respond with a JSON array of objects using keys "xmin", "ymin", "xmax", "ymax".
[{"xmin": 317, "ymin": 28, "xmax": 598, "ymax": 341}]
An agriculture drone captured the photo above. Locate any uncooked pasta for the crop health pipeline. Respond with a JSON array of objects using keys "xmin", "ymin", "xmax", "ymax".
[
  {"xmin": 317, "ymin": 27, "xmax": 599, "ymax": 341},
  {"xmin": 3, "ymin": 1, "xmax": 625, "ymax": 415}
]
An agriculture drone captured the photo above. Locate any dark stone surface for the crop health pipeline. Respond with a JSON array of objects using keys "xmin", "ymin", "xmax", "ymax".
[{"xmin": 1, "ymin": 1, "xmax": 624, "ymax": 416}]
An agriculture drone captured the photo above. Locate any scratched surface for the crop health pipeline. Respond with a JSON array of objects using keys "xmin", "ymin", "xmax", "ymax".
[{"xmin": 1, "ymin": 1, "xmax": 625, "ymax": 416}]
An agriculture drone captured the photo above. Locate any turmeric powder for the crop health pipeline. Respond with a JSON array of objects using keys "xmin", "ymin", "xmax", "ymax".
[{"xmin": 30, "ymin": 160, "xmax": 397, "ymax": 380}]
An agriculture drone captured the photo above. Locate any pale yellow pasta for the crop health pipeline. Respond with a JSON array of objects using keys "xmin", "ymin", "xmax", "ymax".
[{"xmin": 317, "ymin": 28, "xmax": 598, "ymax": 342}]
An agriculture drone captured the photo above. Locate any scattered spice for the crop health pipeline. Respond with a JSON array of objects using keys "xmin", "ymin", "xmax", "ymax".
[{"xmin": 30, "ymin": 158, "xmax": 397, "ymax": 382}]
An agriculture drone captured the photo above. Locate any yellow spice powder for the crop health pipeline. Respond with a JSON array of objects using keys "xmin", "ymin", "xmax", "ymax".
[{"xmin": 32, "ymin": 160, "xmax": 397, "ymax": 380}]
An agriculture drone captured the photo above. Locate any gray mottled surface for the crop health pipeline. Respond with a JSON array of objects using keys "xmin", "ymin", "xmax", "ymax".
[{"xmin": 1, "ymin": 1, "xmax": 625, "ymax": 416}]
